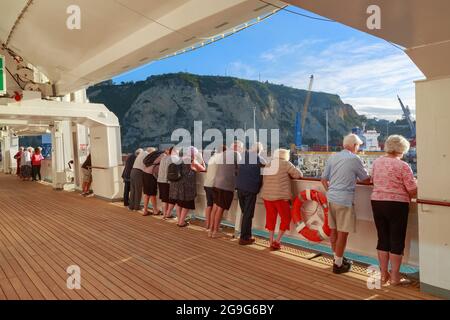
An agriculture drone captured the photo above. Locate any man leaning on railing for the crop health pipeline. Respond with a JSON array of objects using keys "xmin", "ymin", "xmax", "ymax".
[{"xmin": 321, "ymin": 134, "xmax": 371, "ymax": 274}]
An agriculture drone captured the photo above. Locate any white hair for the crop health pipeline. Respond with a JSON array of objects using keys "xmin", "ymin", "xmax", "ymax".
[
  {"xmin": 231, "ymin": 140, "xmax": 244, "ymax": 149},
  {"xmin": 343, "ymin": 134, "xmax": 363, "ymax": 148},
  {"xmin": 185, "ymin": 146, "xmax": 198, "ymax": 156},
  {"xmin": 273, "ymin": 148, "xmax": 290, "ymax": 161},
  {"xmin": 384, "ymin": 135, "xmax": 410, "ymax": 155},
  {"xmin": 135, "ymin": 148, "xmax": 143, "ymax": 156},
  {"xmin": 250, "ymin": 142, "xmax": 264, "ymax": 154}
]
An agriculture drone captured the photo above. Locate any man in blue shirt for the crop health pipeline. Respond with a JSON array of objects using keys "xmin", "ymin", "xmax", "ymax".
[{"xmin": 321, "ymin": 134, "xmax": 370, "ymax": 274}]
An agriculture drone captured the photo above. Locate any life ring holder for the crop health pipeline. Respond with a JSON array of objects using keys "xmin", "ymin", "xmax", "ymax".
[{"xmin": 291, "ymin": 189, "xmax": 331, "ymax": 242}]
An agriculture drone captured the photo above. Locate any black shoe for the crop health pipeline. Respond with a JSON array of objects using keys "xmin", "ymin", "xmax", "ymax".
[
  {"xmin": 343, "ymin": 257, "xmax": 353, "ymax": 265},
  {"xmin": 333, "ymin": 261, "xmax": 352, "ymax": 274},
  {"xmin": 239, "ymin": 238, "xmax": 256, "ymax": 245},
  {"xmin": 333, "ymin": 256, "xmax": 353, "ymax": 265}
]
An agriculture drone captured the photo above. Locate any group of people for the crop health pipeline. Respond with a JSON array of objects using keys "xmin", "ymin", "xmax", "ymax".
[
  {"xmin": 14, "ymin": 146, "xmax": 45, "ymax": 181},
  {"xmin": 122, "ymin": 145, "xmax": 206, "ymax": 228},
  {"xmin": 122, "ymin": 132, "xmax": 416, "ymax": 287},
  {"xmin": 122, "ymin": 141, "xmax": 304, "ymax": 243}
]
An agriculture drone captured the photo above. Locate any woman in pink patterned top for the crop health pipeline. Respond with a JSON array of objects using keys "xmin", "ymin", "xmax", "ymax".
[{"xmin": 371, "ymin": 135, "xmax": 417, "ymax": 286}]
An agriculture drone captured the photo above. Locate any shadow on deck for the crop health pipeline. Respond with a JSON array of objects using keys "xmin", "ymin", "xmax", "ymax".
[{"xmin": 0, "ymin": 174, "xmax": 438, "ymax": 300}]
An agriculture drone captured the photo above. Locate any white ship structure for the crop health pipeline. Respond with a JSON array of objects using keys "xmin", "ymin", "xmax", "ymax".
[{"xmin": 0, "ymin": 0, "xmax": 449, "ymax": 299}]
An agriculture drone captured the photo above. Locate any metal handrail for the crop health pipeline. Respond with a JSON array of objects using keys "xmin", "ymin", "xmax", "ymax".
[
  {"xmin": 416, "ymin": 199, "xmax": 450, "ymax": 207},
  {"xmin": 295, "ymin": 177, "xmax": 374, "ymax": 186}
]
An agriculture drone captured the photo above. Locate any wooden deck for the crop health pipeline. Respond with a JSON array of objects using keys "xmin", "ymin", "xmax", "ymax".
[{"xmin": 0, "ymin": 174, "xmax": 438, "ymax": 300}]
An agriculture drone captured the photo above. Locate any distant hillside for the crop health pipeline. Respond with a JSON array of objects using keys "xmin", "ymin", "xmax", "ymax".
[{"xmin": 87, "ymin": 73, "xmax": 411, "ymax": 152}]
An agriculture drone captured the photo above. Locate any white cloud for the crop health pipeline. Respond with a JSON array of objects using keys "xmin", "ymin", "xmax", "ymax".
[
  {"xmin": 230, "ymin": 38, "xmax": 424, "ymax": 121},
  {"xmin": 260, "ymin": 39, "xmax": 326, "ymax": 62},
  {"xmin": 227, "ymin": 61, "xmax": 257, "ymax": 79},
  {"xmin": 345, "ymin": 97, "xmax": 416, "ymax": 121}
]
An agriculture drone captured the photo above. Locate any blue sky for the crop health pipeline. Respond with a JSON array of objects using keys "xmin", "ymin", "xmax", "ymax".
[{"xmin": 114, "ymin": 6, "xmax": 423, "ymax": 121}]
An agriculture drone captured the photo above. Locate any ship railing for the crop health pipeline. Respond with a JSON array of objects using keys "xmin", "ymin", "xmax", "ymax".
[{"xmin": 193, "ymin": 173, "xmax": 420, "ymax": 272}]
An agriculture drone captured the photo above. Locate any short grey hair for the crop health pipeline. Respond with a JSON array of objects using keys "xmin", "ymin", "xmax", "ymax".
[
  {"xmin": 273, "ymin": 148, "xmax": 290, "ymax": 161},
  {"xmin": 343, "ymin": 134, "xmax": 363, "ymax": 148},
  {"xmin": 384, "ymin": 135, "xmax": 410, "ymax": 155},
  {"xmin": 250, "ymin": 142, "xmax": 264, "ymax": 154},
  {"xmin": 231, "ymin": 140, "xmax": 244, "ymax": 149}
]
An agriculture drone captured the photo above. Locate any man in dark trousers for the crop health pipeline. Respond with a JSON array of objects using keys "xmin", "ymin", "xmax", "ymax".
[
  {"xmin": 235, "ymin": 142, "xmax": 266, "ymax": 245},
  {"xmin": 122, "ymin": 148, "xmax": 142, "ymax": 207}
]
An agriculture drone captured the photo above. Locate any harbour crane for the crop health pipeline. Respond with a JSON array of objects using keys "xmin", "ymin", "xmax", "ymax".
[
  {"xmin": 302, "ymin": 75, "xmax": 315, "ymax": 135},
  {"xmin": 294, "ymin": 75, "xmax": 314, "ymax": 148},
  {"xmin": 397, "ymin": 95, "xmax": 416, "ymax": 138}
]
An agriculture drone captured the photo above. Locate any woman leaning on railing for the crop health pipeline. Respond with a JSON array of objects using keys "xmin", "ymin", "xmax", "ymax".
[{"xmin": 370, "ymin": 135, "xmax": 418, "ymax": 287}]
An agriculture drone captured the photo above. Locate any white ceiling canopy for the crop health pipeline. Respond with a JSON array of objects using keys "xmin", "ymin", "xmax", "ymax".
[{"xmin": 1, "ymin": 0, "xmax": 284, "ymax": 95}]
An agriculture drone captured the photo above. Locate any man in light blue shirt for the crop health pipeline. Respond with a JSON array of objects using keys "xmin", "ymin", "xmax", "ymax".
[{"xmin": 321, "ymin": 134, "xmax": 370, "ymax": 274}]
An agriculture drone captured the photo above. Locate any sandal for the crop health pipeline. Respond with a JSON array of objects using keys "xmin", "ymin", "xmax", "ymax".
[
  {"xmin": 177, "ymin": 222, "xmax": 189, "ymax": 228},
  {"xmin": 381, "ymin": 273, "xmax": 390, "ymax": 286},
  {"xmin": 391, "ymin": 277, "xmax": 412, "ymax": 286},
  {"xmin": 149, "ymin": 208, "xmax": 162, "ymax": 215},
  {"xmin": 211, "ymin": 231, "xmax": 223, "ymax": 239},
  {"xmin": 270, "ymin": 241, "xmax": 281, "ymax": 251}
]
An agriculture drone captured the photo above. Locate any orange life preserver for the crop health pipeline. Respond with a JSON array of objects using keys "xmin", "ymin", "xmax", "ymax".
[{"xmin": 291, "ymin": 189, "xmax": 331, "ymax": 242}]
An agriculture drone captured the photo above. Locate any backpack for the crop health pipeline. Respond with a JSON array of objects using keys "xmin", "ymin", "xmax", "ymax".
[
  {"xmin": 143, "ymin": 151, "xmax": 164, "ymax": 167},
  {"xmin": 167, "ymin": 163, "xmax": 183, "ymax": 182}
]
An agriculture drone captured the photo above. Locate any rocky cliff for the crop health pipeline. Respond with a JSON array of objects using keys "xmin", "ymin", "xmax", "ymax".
[{"xmin": 87, "ymin": 73, "xmax": 363, "ymax": 152}]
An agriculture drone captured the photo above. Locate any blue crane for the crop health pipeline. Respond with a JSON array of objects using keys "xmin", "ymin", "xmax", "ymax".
[{"xmin": 295, "ymin": 75, "xmax": 314, "ymax": 148}]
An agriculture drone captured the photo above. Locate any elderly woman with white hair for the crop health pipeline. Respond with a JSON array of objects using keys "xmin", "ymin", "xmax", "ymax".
[
  {"xmin": 371, "ymin": 135, "xmax": 417, "ymax": 286},
  {"xmin": 260, "ymin": 148, "xmax": 303, "ymax": 250}
]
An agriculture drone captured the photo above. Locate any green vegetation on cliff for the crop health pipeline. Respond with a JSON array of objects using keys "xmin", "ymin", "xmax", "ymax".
[{"xmin": 87, "ymin": 73, "xmax": 411, "ymax": 152}]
